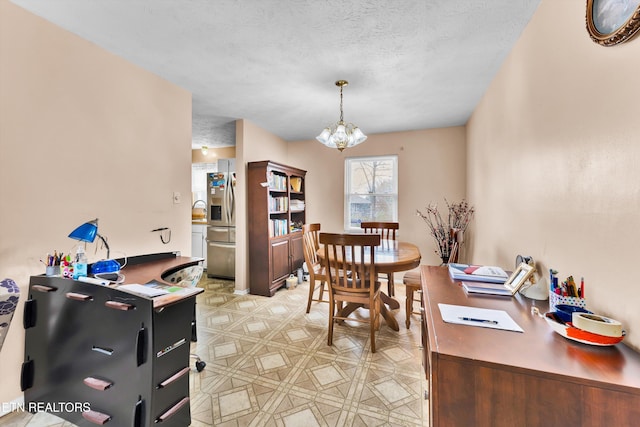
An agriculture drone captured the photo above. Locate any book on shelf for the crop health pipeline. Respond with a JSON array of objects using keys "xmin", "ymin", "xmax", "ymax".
[{"xmin": 448, "ymin": 263, "xmax": 508, "ymax": 284}]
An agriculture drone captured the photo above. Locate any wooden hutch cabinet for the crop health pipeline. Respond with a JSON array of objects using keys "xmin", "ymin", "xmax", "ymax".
[{"xmin": 248, "ymin": 161, "xmax": 306, "ymax": 296}]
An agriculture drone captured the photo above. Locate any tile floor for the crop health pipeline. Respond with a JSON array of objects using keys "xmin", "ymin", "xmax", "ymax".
[{"xmin": 2, "ymin": 277, "xmax": 428, "ymax": 426}]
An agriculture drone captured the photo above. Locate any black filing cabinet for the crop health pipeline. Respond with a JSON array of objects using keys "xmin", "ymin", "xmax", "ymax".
[{"xmin": 21, "ymin": 275, "xmax": 195, "ymax": 426}]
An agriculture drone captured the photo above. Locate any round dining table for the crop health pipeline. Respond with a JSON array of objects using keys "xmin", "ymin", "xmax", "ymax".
[{"xmin": 317, "ymin": 239, "xmax": 421, "ymax": 331}]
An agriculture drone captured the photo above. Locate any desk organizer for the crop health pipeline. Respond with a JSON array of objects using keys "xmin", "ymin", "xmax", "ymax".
[{"xmin": 549, "ymin": 291, "xmax": 586, "ymax": 312}]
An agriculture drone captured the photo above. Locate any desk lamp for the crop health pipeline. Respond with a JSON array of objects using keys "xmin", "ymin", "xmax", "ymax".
[
  {"xmin": 68, "ymin": 219, "xmax": 120, "ymax": 278},
  {"xmin": 68, "ymin": 218, "xmax": 110, "ymax": 258}
]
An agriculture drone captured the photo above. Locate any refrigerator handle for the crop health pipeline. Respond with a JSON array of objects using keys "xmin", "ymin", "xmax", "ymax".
[
  {"xmin": 224, "ymin": 174, "xmax": 231, "ymax": 224},
  {"xmin": 227, "ymin": 173, "xmax": 235, "ymax": 223}
]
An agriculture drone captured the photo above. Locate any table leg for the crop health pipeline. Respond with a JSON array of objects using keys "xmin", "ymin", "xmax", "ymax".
[
  {"xmin": 337, "ymin": 301, "xmax": 398, "ymax": 331},
  {"xmin": 380, "ymin": 302, "xmax": 399, "ymax": 331},
  {"xmin": 381, "ymin": 292, "xmax": 400, "ymax": 310},
  {"xmin": 338, "ymin": 303, "xmax": 360, "ymax": 319}
]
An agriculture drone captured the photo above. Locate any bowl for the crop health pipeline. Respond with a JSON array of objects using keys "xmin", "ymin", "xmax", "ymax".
[
  {"xmin": 290, "ymin": 177, "xmax": 302, "ymax": 192},
  {"xmin": 554, "ymin": 304, "xmax": 592, "ymax": 324}
]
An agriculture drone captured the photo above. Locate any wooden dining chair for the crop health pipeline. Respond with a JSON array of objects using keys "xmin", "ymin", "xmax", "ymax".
[
  {"xmin": 302, "ymin": 223, "xmax": 328, "ymax": 313},
  {"xmin": 360, "ymin": 221, "xmax": 399, "ymax": 296},
  {"xmin": 320, "ymin": 232, "xmax": 382, "ymax": 353},
  {"xmin": 402, "ymin": 268, "xmax": 422, "ymax": 329}
]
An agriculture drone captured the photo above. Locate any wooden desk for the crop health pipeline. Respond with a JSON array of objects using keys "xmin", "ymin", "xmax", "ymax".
[
  {"xmin": 22, "ymin": 253, "xmax": 204, "ymax": 427},
  {"xmin": 118, "ymin": 253, "xmax": 204, "ymax": 308},
  {"xmin": 318, "ymin": 240, "xmax": 421, "ymax": 331},
  {"xmin": 421, "ymin": 265, "xmax": 640, "ymax": 427}
]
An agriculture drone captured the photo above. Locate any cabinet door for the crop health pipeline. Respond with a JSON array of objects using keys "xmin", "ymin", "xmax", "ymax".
[
  {"xmin": 191, "ymin": 224, "xmax": 206, "ymax": 259},
  {"xmin": 191, "ymin": 231, "xmax": 202, "ymax": 258},
  {"xmin": 290, "ymin": 233, "xmax": 304, "ymax": 271},
  {"xmin": 200, "ymin": 234, "xmax": 208, "ymax": 265},
  {"xmin": 270, "ymin": 239, "xmax": 291, "ymax": 284}
]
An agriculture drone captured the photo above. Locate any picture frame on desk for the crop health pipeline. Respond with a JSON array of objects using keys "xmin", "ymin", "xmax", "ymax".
[{"xmin": 503, "ymin": 262, "xmax": 535, "ymax": 294}]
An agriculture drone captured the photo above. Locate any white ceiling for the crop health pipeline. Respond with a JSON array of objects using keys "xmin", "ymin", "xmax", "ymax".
[{"xmin": 12, "ymin": 0, "xmax": 541, "ymax": 148}]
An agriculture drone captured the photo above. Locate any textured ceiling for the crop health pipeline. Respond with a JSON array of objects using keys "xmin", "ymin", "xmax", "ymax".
[{"xmin": 11, "ymin": 0, "xmax": 541, "ymax": 148}]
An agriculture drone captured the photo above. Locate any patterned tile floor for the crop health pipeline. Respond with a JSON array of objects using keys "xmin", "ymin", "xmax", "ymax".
[{"xmin": 2, "ymin": 277, "xmax": 428, "ymax": 426}]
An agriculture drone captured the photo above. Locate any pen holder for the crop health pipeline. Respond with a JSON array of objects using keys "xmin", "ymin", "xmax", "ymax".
[
  {"xmin": 549, "ymin": 291, "xmax": 586, "ymax": 312},
  {"xmin": 45, "ymin": 266, "xmax": 60, "ymax": 276}
]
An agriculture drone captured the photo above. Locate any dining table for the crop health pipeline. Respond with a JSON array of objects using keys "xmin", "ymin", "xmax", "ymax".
[{"xmin": 317, "ymin": 239, "xmax": 421, "ymax": 331}]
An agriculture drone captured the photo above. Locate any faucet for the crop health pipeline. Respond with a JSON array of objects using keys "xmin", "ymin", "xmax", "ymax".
[{"xmin": 192, "ymin": 200, "xmax": 207, "ymax": 209}]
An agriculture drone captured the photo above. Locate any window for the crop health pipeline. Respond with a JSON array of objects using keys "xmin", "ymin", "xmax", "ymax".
[{"xmin": 345, "ymin": 155, "xmax": 398, "ymax": 230}]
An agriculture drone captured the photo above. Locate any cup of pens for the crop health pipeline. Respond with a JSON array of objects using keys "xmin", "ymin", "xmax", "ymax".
[
  {"xmin": 549, "ymin": 271, "xmax": 586, "ymax": 312},
  {"xmin": 43, "ymin": 252, "xmax": 61, "ymax": 276}
]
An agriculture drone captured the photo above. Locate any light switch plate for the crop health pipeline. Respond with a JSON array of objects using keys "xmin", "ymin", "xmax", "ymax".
[{"xmin": 173, "ymin": 191, "xmax": 181, "ymax": 204}]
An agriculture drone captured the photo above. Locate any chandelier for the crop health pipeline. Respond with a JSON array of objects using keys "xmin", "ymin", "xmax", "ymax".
[{"xmin": 316, "ymin": 80, "xmax": 367, "ymax": 151}]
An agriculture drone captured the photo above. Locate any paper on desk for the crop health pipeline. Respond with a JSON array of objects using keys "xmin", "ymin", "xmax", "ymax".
[
  {"xmin": 119, "ymin": 284, "xmax": 169, "ymax": 297},
  {"xmin": 438, "ymin": 303, "xmax": 523, "ymax": 333}
]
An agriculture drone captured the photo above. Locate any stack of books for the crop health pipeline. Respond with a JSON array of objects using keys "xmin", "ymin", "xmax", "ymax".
[
  {"xmin": 448, "ymin": 263, "xmax": 508, "ymax": 284},
  {"xmin": 448, "ymin": 263, "xmax": 517, "ymax": 296}
]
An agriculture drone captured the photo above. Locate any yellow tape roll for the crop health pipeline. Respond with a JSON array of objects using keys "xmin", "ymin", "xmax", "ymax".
[{"xmin": 572, "ymin": 312, "xmax": 623, "ymax": 337}]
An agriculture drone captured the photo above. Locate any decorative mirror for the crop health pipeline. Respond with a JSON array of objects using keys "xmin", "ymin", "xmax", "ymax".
[{"xmin": 586, "ymin": 0, "xmax": 640, "ymax": 46}]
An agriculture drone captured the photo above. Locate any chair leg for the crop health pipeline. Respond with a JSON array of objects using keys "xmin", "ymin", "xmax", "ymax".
[
  {"xmin": 327, "ymin": 297, "xmax": 335, "ymax": 346},
  {"xmin": 306, "ymin": 280, "xmax": 328, "ymax": 313},
  {"xmin": 405, "ymin": 287, "xmax": 414, "ymax": 329},
  {"xmin": 370, "ymin": 298, "xmax": 379, "ymax": 353},
  {"xmin": 306, "ymin": 279, "xmax": 315, "ymax": 313}
]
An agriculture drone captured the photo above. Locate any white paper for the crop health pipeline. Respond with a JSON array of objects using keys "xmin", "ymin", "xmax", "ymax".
[
  {"xmin": 438, "ymin": 303, "xmax": 523, "ymax": 333},
  {"xmin": 469, "ymin": 266, "xmax": 508, "ymax": 278},
  {"xmin": 119, "ymin": 284, "xmax": 169, "ymax": 297}
]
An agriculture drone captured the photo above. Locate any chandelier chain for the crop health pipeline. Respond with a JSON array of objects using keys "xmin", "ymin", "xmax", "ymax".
[{"xmin": 339, "ymin": 84, "xmax": 344, "ymax": 123}]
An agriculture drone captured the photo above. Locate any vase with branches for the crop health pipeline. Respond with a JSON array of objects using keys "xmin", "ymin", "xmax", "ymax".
[{"xmin": 416, "ymin": 199, "xmax": 475, "ymax": 264}]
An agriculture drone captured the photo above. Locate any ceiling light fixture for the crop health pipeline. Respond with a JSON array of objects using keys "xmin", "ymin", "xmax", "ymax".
[
  {"xmin": 201, "ymin": 145, "xmax": 208, "ymax": 155},
  {"xmin": 316, "ymin": 80, "xmax": 367, "ymax": 152}
]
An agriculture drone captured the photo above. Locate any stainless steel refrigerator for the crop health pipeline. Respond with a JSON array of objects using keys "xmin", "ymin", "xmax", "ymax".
[{"xmin": 207, "ymin": 158, "xmax": 236, "ymax": 278}]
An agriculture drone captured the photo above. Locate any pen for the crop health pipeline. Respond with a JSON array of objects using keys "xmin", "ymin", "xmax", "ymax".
[{"xmin": 459, "ymin": 317, "xmax": 499, "ymax": 325}]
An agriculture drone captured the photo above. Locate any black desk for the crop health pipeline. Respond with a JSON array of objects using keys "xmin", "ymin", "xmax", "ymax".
[{"xmin": 21, "ymin": 253, "xmax": 203, "ymax": 427}]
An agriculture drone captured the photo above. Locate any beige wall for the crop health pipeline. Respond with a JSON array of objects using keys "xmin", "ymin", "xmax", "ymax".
[
  {"xmin": 468, "ymin": 0, "xmax": 640, "ymax": 351},
  {"xmin": 0, "ymin": 1, "xmax": 192, "ymax": 405},
  {"xmin": 288, "ymin": 127, "xmax": 467, "ymax": 269},
  {"xmin": 235, "ymin": 119, "xmax": 289, "ymax": 293}
]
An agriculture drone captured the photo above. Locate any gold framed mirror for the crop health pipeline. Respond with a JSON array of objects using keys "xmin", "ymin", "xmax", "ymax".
[{"xmin": 586, "ymin": 0, "xmax": 640, "ymax": 46}]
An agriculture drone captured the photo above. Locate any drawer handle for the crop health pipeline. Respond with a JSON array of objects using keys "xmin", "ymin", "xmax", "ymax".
[
  {"xmin": 156, "ymin": 397, "xmax": 189, "ymax": 423},
  {"xmin": 91, "ymin": 346, "xmax": 114, "ymax": 356},
  {"xmin": 83, "ymin": 377, "xmax": 113, "ymax": 391},
  {"xmin": 20, "ymin": 359, "xmax": 34, "ymax": 391},
  {"xmin": 82, "ymin": 409, "xmax": 111, "ymax": 425},
  {"xmin": 105, "ymin": 301, "xmax": 135, "ymax": 311},
  {"xmin": 135, "ymin": 327, "xmax": 147, "ymax": 366},
  {"xmin": 157, "ymin": 367, "xmax": 190, "ymax": 389},
  {"xmin": 66, "ymin": 292, "xmax": 93, "ymax": 302},
  {"xmin": 32, "ymin": 284, "xmax": 56, "ymax": 293},
  {"xmin": 23, "ymin": 299, "xmax": 37, "ymax": 329},
  {"xmin": 133, "ymin": 397, "xmax": 144, "ymax": 427}
]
